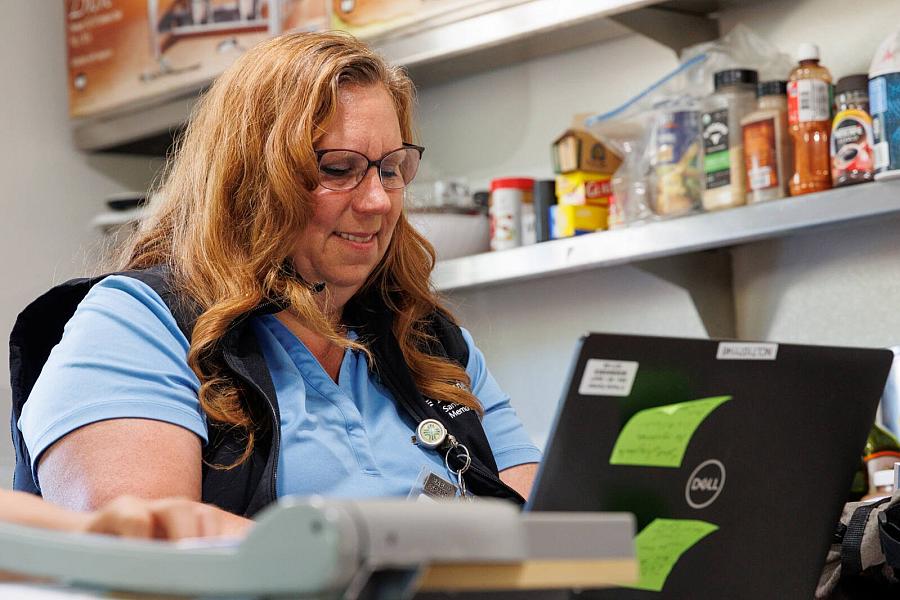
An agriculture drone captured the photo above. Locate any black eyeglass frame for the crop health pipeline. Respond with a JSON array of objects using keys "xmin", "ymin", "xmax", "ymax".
[{"xmin": 313, "ymin": 142, "xmax": 425, "ymax": 191}]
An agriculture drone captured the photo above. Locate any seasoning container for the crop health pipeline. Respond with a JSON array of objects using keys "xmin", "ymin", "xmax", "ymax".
[
  {"xmin": 831, "ymin": 74, "xmax": 875, "ymax": 187},
  {"xmin": 489, "ymin": 177, "xmax": 534, "ymax": 251},
  {"xmin": 649, "ymin": 99, "xmax": 703, "ymax": 218},
  {"xmin": 788, "ymin": 43, "xmax": 833, "ymax": 196},
  {"xmin": 741, "ymin": 80, "xmax": 791, "ymax": 203},
  {"xmin": 869, "ymin": 29, "xmax": 900, "ymax": 181},
  {"xmin": 861, "ymin": 468, "xmax": 896, "ymax": 501},
  {"xmin": 701, "ymin": 69, "xmax": 759, "ymax": 211}
]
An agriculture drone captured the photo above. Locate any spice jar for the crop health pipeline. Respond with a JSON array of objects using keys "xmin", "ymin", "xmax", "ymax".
[
  {"xmin": 741, "ymin": 81, "xmax": 791, "ymax": 203},
  {"xmin": 702, "ymin": 69, "xmax": 759, "ymax": 210},
  {"xmin": 489, "ymin": 177, "xmax": 534, "ymax": 250}
]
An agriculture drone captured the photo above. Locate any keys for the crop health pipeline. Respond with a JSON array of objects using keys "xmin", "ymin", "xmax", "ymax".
[{"xmin": 443, "ymin": 435, "xmax": 472, "ymax": 501}]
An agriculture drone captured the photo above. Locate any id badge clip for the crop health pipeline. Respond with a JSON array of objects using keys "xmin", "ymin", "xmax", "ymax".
[{"xmin": 411, "ymin": 419, "xmax": 474, "ymax": 501}]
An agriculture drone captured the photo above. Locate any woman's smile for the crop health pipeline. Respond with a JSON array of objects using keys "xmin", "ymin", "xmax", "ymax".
[{"xmin": 335, "ymin": 230, "xmax": 377, "ymax": 245}]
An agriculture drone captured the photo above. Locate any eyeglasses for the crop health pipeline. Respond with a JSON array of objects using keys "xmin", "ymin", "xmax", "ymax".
[{"xmin": 314, "ymin": 143, "xmax": 425, "ymax": 192}]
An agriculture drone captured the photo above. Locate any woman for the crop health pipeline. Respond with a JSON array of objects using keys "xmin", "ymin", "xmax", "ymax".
[{"xmin": 15, "ymin": 32, "xmax": 541, "ymax": 521}]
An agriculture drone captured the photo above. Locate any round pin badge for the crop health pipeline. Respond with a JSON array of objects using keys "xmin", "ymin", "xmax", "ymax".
[{"xmin": 416, "ymin": 419, "xmax": 447, "ymax": 449}]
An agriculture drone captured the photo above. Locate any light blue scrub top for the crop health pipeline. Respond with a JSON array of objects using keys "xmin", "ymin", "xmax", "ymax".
[{"xmin": 19, "ymin": 276, "xmax": 542, "ymax": 497}]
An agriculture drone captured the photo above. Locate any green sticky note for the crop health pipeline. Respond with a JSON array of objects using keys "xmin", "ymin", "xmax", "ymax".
[
  {"xmin": 610, "ymin": 395, "xmax": 731, "ymax": 468},
  {"xmin": 629, "ymin": 518, "xmax": 719, "ymax": 592}
]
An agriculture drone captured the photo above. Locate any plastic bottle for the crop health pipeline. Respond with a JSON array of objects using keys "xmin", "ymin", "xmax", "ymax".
[
  {"xmin": 831, "ymin": 74, "xmax": 875, "ymax": 187},
  {"xmin": 701, "ymin": 69, "xmax": 759, "ymax": 210},
  {"xmin": 787, "ymin": 43, "xmax": 833, "ymax": 196},
  {"xmin": 741, "ymin": 81, "xmax": 791, "ymax": 203}
]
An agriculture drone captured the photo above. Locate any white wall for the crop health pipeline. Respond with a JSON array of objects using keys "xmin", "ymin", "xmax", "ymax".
[
  {"xmin": 0, "ymin": 3, "xmax": 160, "ymax": 484},
  {"xmin": 418, "ymin": 0, "xmax": 900, "ymax": 447}
]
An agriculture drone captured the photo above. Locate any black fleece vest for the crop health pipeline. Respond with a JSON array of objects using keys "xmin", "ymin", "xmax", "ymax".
[{"xmin": 10, "ymin": 267, "xmax": 524, "ymax": 515}]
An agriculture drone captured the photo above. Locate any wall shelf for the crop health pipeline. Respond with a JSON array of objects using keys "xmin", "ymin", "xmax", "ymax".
[
  {"xmin": 90, "ymin": 207, "xmax": 147, "ymax": 233},
  {"xmin": 373, "ymin": 0, "xmax": 726, "ymax": 87},
  {"xmin": 433, "ymin": 180, "xmax": 900, "ymax": 292}
]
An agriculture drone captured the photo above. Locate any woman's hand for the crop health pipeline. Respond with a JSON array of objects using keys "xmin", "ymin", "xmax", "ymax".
[{"xmin": 79, "ymin": 496, "xmax": 253, "ymax": 540}]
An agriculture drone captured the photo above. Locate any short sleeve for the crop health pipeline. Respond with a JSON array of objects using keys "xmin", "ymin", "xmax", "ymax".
[
  {"xmin": 18, "ymin": 275, "xmax": 207, "ymax": 482},
  {"xmin": 460, "ymin": 327, "xmax": 542, "ymax": 471}
]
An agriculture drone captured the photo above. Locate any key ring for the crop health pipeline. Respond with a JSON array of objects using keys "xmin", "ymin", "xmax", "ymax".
[
  {"xmin": 444, "ymin": 441, "xmax": 471, "ymax": 476},
  {"xmin": 444, "ymin": 439, "xmax": 472, "ymax": 500}
]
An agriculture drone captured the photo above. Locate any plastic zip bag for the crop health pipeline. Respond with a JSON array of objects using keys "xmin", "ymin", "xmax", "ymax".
[{"xmin": 585, "ymin": 25, "xmax": 793, "ymax": 226}]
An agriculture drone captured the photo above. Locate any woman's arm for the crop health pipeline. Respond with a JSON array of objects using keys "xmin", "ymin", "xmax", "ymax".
[
  {"xmin": 37, "ymin": 419, "xmax": 203, "ymax": 511},
  {"xmin": 35, "ymin": 418, "xmax": 253, "ymax": 538},
  {"xmin": 499, "ymin": 462, "xmax": 539, "ymax": 501}
]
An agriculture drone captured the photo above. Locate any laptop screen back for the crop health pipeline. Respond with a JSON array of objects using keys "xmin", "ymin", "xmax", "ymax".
[{"xmin": 528, "ymin": 333, "xmax": 893, "ymax": 599}]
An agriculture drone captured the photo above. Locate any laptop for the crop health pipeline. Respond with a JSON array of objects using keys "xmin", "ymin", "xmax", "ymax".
[{"xmin": 527, "ymin": 333, "xmax": 894, "ymax": 599}]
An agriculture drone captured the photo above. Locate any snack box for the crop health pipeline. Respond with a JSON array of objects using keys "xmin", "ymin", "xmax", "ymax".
[
  {"xmin": 550, "ymin": 204, "xmax": 608, "ymax": 238},
  {"xmin": 555, "ymin": 171, "xmax": 613, "ymax": 207},
  {"xmin": 552, "ymin": 119, "xmax": 622, "ymax": 174}
]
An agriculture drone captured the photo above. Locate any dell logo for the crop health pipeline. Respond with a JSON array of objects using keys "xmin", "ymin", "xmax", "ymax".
[
  {"xmin": 685, "ymin": 459, "xmax": 726, "ymax": 509},
  {"xmin": 691, "ymin": 477, "xmax": 720, "ymax": 492}
]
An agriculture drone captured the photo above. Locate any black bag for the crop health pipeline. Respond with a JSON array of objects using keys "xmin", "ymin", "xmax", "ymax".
[{"xmin": 817, "ymin": 492, "xmax": 900, "ymax": 599}]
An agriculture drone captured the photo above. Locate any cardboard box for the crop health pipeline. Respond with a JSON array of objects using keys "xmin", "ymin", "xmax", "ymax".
[
  {"xmin": 555, "ymin": 171, "xmax": 613, "ymax": 207},
  {"xmin": 552, "ymin": 115, "xmax": 622, "ymax": 174},
  {"xmin": 551, "ymin": 204, "xmax": 608, "ymax": 238}
]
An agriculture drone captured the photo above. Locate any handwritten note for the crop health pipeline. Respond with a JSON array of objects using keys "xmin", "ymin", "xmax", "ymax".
[
  {"xmin": 628, "ymin": 518, "xmax": 719, "ymax": 592},
  {"xmin": 609, "ymin": 396, "xmax": 731, "ymax": 468}
]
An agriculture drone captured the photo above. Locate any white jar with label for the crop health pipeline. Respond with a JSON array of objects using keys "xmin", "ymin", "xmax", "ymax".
[
  {"xmin": 489, "ymin": 178, "xmax": 534, "ymax": 251},
  {"xmin": 701, "ymin": 69, "xmax": 759, "ymax": 211}
]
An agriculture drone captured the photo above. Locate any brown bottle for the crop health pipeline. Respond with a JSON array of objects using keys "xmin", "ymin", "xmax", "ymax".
[{"xmin": 787, "ymin": 43, "xmax": 833, "ymax": 196}]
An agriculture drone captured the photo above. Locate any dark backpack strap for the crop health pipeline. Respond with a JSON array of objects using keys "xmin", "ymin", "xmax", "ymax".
[{"xmin": 842, "ymin": 497, "xmax": 893, "ymax": 577}]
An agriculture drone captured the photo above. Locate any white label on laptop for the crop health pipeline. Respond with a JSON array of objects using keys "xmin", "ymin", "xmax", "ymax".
[
  {"xmin": 578, "ymin": 359, "xmax": 639, "ymax": 397},
  {"xmin": 716, "ymin": 342, "xmax": 778, "ymax": 361}
]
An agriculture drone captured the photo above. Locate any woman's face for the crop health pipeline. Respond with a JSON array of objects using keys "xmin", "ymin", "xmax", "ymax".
[{"xmin": 290, "ymin": 83, "xmax": 405, "ymax": 304}]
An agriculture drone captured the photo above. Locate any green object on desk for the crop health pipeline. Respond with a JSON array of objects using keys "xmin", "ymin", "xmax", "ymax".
[
  {"xmin": 610, "ymin": 395, "xmax": 732, "ymax": 468},
  {"xmin": 628, "ymin": 518, "xmax": 719, "ymax": 592}
]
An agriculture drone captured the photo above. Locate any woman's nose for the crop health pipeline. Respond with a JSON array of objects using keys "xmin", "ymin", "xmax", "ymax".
[{"xmin": 352, "ymin": 167, "xmax": 394, "ymax": 214}]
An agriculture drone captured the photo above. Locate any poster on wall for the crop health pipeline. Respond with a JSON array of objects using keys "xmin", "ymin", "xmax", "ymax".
[{"xmin": 66, "ymin": 0, "xmax": 328, "ymax": 119}]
